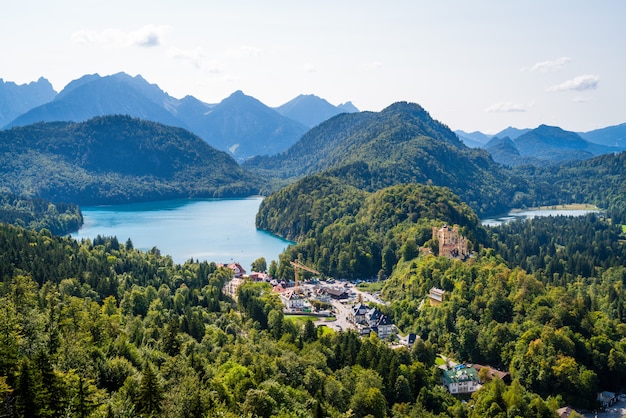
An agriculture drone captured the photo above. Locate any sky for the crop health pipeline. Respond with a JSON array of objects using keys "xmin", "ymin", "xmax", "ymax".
[{"xmin": 1, "ymin": 0, "xmax": 625, "ymax": 134}]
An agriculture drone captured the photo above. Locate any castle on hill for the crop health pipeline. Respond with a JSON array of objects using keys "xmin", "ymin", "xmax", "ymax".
[{"xmin": 432, "ymin": 225, "xmax": 469, "ymax": 259}]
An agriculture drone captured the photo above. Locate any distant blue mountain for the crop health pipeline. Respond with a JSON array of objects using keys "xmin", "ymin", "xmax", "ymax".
[
  {"xmin": 6, "ymin": 73, "xmax": 183, "ymax": 129},
  {"xmin": 3, "ymin": 72, "xmax": 331, "ymax": 160},
  {"xmin": 188, "ymin": 90, "xmax": 309, "ymax": 160},
  {"xmin": 579, "ymin": 123, "xmax": 626, "ymax": 149},
  {"xmin": 275, "ymin": 94, "xmax": 359, "ymax": 128},
  {"xmin": 454, "ymin": 130, "xmax": 493, "ymax": 148},
  {"xmin": 495, "ymin": 126, "xmax": 531, "ymax": 140},
  {"xmin": 0, "ymin": 77, "xmax": 57, "ymax": 127},
  {"xmin": 484, "ymin": 125, "xmax": 620, "ymax": 166}
]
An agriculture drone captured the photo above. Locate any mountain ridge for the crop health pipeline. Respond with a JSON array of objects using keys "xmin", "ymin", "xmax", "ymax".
[
  {"xmin": 0, "ymin": 77, "xmax": 57, "ymax": 127},
  {"xmin": 246, "ymin": 101, "xmax": 519, "ymax": 216},
  {"xmin": 0, "ymin": 115, "xmax": 260, "ymax": 205},
  {"xmin": 274, "ymin": 94, "xmax": 359, "ymax": 128},
  {"xmin": 2, "ymin": 73, "xmax": 349, "ymax": 160}
]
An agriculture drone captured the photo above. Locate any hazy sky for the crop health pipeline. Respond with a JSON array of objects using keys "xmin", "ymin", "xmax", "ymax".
[{"xmin": 2, "ymin": 1, "xmax": 624, "ymax": 133}]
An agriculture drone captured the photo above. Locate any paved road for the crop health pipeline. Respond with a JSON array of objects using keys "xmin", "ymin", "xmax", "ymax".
[{"xmin": 582, "ymin": 399, "xmax": 626, "ymax": 418}]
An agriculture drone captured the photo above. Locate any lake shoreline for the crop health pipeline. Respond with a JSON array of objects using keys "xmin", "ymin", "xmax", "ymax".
[
  {"xmin": 510, "ymin": 203, "xmax": 600, "ymax": 213},
  {"xmin": 71, "ymin": 197, "xmax": 292, "ymax": 270}
]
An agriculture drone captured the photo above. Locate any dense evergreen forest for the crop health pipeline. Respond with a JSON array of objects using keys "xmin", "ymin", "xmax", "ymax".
[
  {"xmin": 2, "ymin": 205, "xmax": 625, "ymax": 416},
  {"xmin": 258, "ymin": 179, "xmax": 484, "ymax": 280},
  {"xmin": 0, "ymin": 193, "xmax": 83, "ymax": 235},
  {"xmin": 0, "ymin": 115, "xmax": 260, "ymax": 205},
  {"xmin": 0, "ymin": 223, "xmax": 567, "ymax": 417},
  {"xmin": 2, "ymin": 101, "xmax": 626, "ymax": 417},
  {"xmin": 516, "ymin": 151, "xmax": 626, "ymax": 224}
]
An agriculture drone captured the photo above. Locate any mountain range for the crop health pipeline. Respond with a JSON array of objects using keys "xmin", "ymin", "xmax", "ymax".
[
  {"xmin": 456, "ymin": 123, "xmax": 625, "ymax": 167},
  {"xmin": 4, "ymin": 72, "xmax": 625, "ymax": 166},
  {"xmin": 3, "ymin": 72, "xmax": 358, "ymax": 161},
  {"xmin": 274, "ymin": 94, "xmax": 359, "ymax": 128},
  {"xmin": 245, "ymin": 102, "xmax": 520, "ymax": 216},
  {"xmin": 0, "ymin": 77, "xmax": 56, "ymax": 127}
]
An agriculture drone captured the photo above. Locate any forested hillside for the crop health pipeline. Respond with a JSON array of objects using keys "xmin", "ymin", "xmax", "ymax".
[
  {"xmin": 246, "ymin": 102, "xmax": 524, "ymax": 217},
  {"xmin": 0, "ymin": 223, "xmax": 566, "ymax": 418},
  {"xmin": 515, "ymin": 151, "xmax": 626, "ymax": 223},
  {"xmin": 0, "ymin": 115, "xmax": 260, "ymax": 204},
  {"xmin": 0, "ymin": 193, "xmax": 83, "ymax": 235},
  {"xmin": 258, "ymin": 178, "xmax": 483, "ymax": 280},
  {"xmin": 381, "ymin": 212, "xmax": 626, "ymax": 410}
]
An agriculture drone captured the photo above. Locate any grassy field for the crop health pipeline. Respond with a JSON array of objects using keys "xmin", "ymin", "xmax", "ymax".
[
  {"xmin": 357, "ymin": 281, "xmax": 384, "ymax": 293},
  {"xmin": 513, "ymin": 203, "xmax": 600, "ymax": 211},
  {"xmin": 284, "ymin": 314, "xmax": 319, "ymax": 323}
]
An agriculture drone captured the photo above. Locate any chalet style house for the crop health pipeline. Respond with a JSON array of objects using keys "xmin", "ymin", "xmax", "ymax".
[
  {"xmin": 350, "ymin": 303, "xmax": 396, "ymax": 339},
  {"xmin": 432, "ymin": 225, "xmax": 469, "ymax": 259}
]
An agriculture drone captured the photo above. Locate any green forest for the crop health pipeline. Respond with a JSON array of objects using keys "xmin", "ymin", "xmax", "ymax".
[
  {"xmin": 2, "ymin": 180, "xmax": 625, "ymax": 416},
  {"xmin": 2, "ymin": 104, "xmax": 626, "ymax": 417},
  {"xmin": 0, "ymin": 116, "xmax": 260, "ymax": 205},
  {"xmin": 0, "ymin": 220, "xmax": 594, "ymax": 418},
  {"xmin": 0, "ymin": 193, "xmax": 83, "ymax": 235}
]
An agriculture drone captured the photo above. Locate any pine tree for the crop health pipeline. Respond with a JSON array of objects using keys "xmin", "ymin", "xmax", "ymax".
[{"xmin": 136, "ymin": 363, "xmax": 163, "ymax": 417}]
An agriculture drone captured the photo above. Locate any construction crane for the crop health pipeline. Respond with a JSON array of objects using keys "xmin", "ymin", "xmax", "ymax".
[{"xmin": 290, "ymin": 260, "xmax": 320, "ymax": 295}]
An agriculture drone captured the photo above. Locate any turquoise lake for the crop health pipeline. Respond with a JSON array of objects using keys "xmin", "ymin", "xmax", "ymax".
[
  {"xmin": 71, "ymin": 197, "xmax": 293, "ymax": 271},
  {"xmin": 481, "ymin": 208, "xmax": 601, "ymax": 227}
]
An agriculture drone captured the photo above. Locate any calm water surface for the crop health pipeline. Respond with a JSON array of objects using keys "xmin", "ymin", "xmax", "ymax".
[
  {"xmin": 71, "ymin": 197, "xmax": 293, "ymax": 271},
  {"xmin": 482, "ymin": 208, "xmax": 601, "ymax": 227}
]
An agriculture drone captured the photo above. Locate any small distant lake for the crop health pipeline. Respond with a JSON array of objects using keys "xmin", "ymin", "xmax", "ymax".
[
  {"xmin": 482, "ymin": 208, "xmax": 602, "ymax": 227},
  {"xmin": 71, "ymin": 197, "xmax": 293, "ymax": 271}
]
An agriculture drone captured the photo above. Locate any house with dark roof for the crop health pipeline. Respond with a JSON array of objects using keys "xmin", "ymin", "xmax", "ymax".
[
  {"xmin": 597, "ymin": 391, "xmax": 617, "ymax": 409},
  {"xmin": 351, "ymin": 302, "xmax": 369, "ymax": 324},
  {"xmin": 353, "ymin": 307, "xmax": 396, "ymax": 339},
  {"xmin": 407, "ymin": 333, "xmax": 418, "ymax": 348}
]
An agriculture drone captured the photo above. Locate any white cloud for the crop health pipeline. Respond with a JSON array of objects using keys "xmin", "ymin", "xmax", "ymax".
[
  {"xmin": 127, "ymin": 25, "xmax": 169, "ymax": 47},
  {"xmin": 529, "ymin": 56, "xmax": 571, "ymax": 72},
  {"xmin": 168, "ymin": 47, "xmax": 223, "ymax": 73},
  {"xmin": 71, "ymin": 25, "xmax": 170, "ymax": 48},
  {"xmin": 227, "ymin": 45, "xmax": 262, "ymax": 59},
  {"xmin": 364, "ymin": 61, "xmax": 384, "ymax": 70},
  {"xmin": 484, "ymin": 101, "xmax": 529, "ymax": 113},
  {"xmin": 303, "ymin": 63, "xmax": 318, "ymax": 73},
  {"xmin": 547, "ymin": 74, "xmax": 599, "ymax": 92}
]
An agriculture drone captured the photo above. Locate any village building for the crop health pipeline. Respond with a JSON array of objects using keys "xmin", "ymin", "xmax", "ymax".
[
  {"xmin": 432, "ymin": 225, "xmax": 469, "ymax": 259},
  {"xmin": 320, "ymin": 286, "xmax": 349, "ymax": 300},
  {"xmin": 351, "ymin": 302, "xmax": 370, "ymax": 324},
  {"xmin": 442, "ymin": 365, "xmax": 481, "ymax": 394},
  {"xmin": 280, "ymin": 289, "xmax": 307, "ymax": 311},
  {"xmin": 312, "ymin": 287, "xmax": 332, "ymax": 304},
  {"xmin": 217, "ymin": 262, "xmax": 247, "ymax": 278},
  {"xmin": 226, "ymin": 262, "xmax": 246, "ymax": 278},
  {"xmin": 249, "ymin": 271, "xmax": 269, "ymax": 281},
  {"xmin": 471, "ymin": 364, "xmax": 511, "ymax": 384},
  {"xmin": 429, "ymin": 287, "xmax": 445, "ymax": 306},
  {"xmin": 351, "ymin": 305, "xmax": 396, "ymax": 339},
  {"xmin": 556, "ymin": 406, "xmax": 578, "ymax": 418},
  {"xmin": 406, "ymin": 333, "xmax": 418, "ymax": 349},
  {"xmin": 222, "ymin": 277, "xmax": 246, "ymax": 300},
  {"xmin": 597, "ymin": 391, "xmax": 617, "ymax": 409}
]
